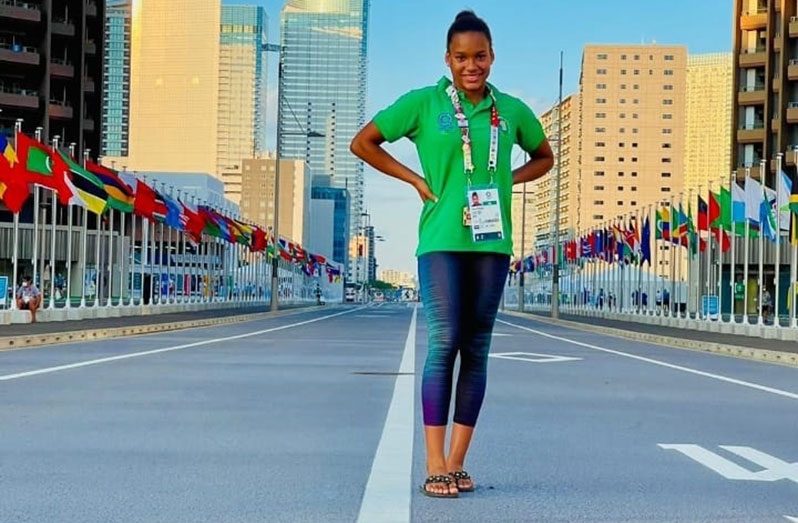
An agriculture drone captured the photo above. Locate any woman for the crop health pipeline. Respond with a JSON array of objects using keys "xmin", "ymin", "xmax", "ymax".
[{"xmin": 351, "ymin": 10, "xmax": 553, "ymax": 498}]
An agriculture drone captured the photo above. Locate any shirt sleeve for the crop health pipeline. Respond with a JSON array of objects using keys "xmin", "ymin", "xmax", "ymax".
[
  {"xmin": 372, "ymin": 89, "xmax": 425, "ymax": 143},
  {"xmin": 515, "ymin": 102, "xmax": 546, "ymax": 153}
]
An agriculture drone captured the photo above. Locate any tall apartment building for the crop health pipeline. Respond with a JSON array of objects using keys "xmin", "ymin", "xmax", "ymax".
[
  {"xmin": 120, "ymin": 0, "xmax": 221, "ymax": 174},
  {"xmin": 239, "ymin": 155, "xmax": 309, "ymax": 245},
  {"xmin": 280, "ymin": 0, "xmax": 370, "ymax": 247},
  {"xmin": 0, "ymin": 0, "xmax": 104, "ymax": 154},
  {"xmin": 379, "ymin": 269, "xmax": 416, "ymax": 289},
  {"xmin": 579, "ymin": 45, "xmax": 687, "ymax": 230},
  {"xmin": 310, "ymin": 176, "xmax": 350, "ymax": 266},
  {"xmin": 218, "ymin": 5, "xmax": 267, "ymax": 203},
  {"xmin": 685, "ymin": 53, "xmax": 733, "ymax": 193},
  {"xmin": 101, "ymin": 0, "xmax": 130, "ymax": 158},
  {"xmin": 731, "ymin": 0, "xmax": 798, "ymax": 185},
  {"xmin": 519, "ymin": 93, "xmax": 580, "ymax": 254}
]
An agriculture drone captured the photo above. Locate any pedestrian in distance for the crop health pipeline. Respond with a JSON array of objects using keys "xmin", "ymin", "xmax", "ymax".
[
  {"xmin": 350, "ymin": 10, "xmax": 554, "ymax": 498},
  {"xmin": 15, "ymin": 275, "xmax": 42, "ymax": 323}
]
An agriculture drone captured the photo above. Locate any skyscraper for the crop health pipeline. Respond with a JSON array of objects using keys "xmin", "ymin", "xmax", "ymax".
[
  {"xmin": 685, "ymin": 53, "xmax": 733, "ymax": 193},
  {"xmin": 122, "ymin": 0, "xmax": 221, "ymax": 174},
  {"xmin": 102, "ymin": 0, "xmax": 131, "ymax": 158},
  {"xmin": 218, "ymin": 5, "xmax": 268, "ymax": 203},
  {"xmin": 279, "ymin": 0, "xmax": 369, "ymax": 249}
]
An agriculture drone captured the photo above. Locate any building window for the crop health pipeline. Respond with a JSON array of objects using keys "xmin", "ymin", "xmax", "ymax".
[
  {"xmin": 631, "ymin": 187, "xmax": 638, "ymax": 192},
  {"xmin": 619, "ymin": 157, "xmax": 625, "ymax": 162},
  {"xmin": 620, "ymin": 128, "xmax": 626, "ymax": 133},
  {"xmin": 632, "ymin": 142, "xmax": 638, "ymax": 148},
  {"xmin": 595, "ymin": 141, "xmax": 606, "ymax": 147},
  {"xmin": 618, "ymin": 171, "xmax": 625, "ymax": 177},
  {"xmin": 593, "ymin": 214, "xmax": 604, "ymax": 220},
  {"xmin": 594, "ymin": 156, "xmax": 605, "ymax": 161},
  {"xmin": 632, "ymin": 128, "xmax": 639, "ymax": 134},
  {"xmin": 633, "ymin": 84, "xmax": 639, "ymax": 90},
  {"xmin": 596, "ymin": 112, "xmax": 607, "ymax": 118},
  {"xmin": 662, "ymin": 143, "xmax": 672, "ymax": 148},
  {"xmin": 663, "ymin": 114, "xmax": 673, "ymax": 119},
  {"xmin": 665, "ymin": 54, "xmax": 674, "ymax": 61},
  {"xmin": 594, "ymin": 185, "xmax": 605, "ymax": 190},
  {"xmin": 597, "ymin": 83, "xmax": 607, "ymax": 89},
  {"xmin": 594, "ymin": 200, "xmax": 604, "ymax": 205},
  {"xmin": 662, "ymin": 172, "xmax": 672, "ymax": 177},
  {"xmin": 633, "ymin": 113, "xmax": 639, "ymax": 119},
  {"xmin": 617, "ymin": 200, "xmax": 624, "ymax": 205},
  {"xmin": 664, "ymin": 69, "xmax": 674, "ymax": 75},
  {"xmin": 663, "ymin": 99, "xmax": 673, "ymax": 105},
  {"xmin": 633, "ymin": 99, "xmax": 639, "ymax": 104},
  {"xmin": 634, "ymin": 69, "xmax": 640, "ymax": 75},
  {"xmin": 634, "ymin": 54, "xmax": 640, "ymax": 60},
  {"xmin": 618, "ymin": 186, "xmax": 624, "ymax": 191},
  {"xmin": 662, "ymin": 187, "xmax": 671, "ymax": 192},
  {"xmin": 631, "ymin": 172, "xmax": 638, "ymax": 177},
  {"xmin": 619, "ymin": 142, "xmax": 625, "ymax": 147},
  {"xmin": 596, "ymin": 127, "xmax": 606, "ymax": 133},
  {"xmin": 597, "ymin": 68, "xmax": 607, "ymax": 75},
  {"xmin": 596, "ymin": 97, "xmax": 607, "ymax": 103},
  {"xmin": 621, "ymin": 54, "xmax": 627, "ymax": 60},
  {"xmin": 621, "ymin": 84, "xmax": 627, "ymax": 89},
  {"xmin": 620, "ymin": 98, "xmax": 626, "ymax": 104},
  {"xmin": 662, "ymin": 128, "xmax": 672, "ymax": 134},
  {"xmin": 664, "ymin": 84, "xmax": 674, "ymax": 90},
  {"xmin": 631, "ymin": 201, "xmax": 637, "ymax": 206},
  {"xmin": 594, "ymin": 170, "xmax": 605, "ymax": 176},
  {"xmin": 597, "ymin": 53, "xmax": 608, "ymax": 60},
  {"xmin": 662, "ymin": 158, "xmax": 672, "ymax": 163},
  {"xmin": 620, "ymin": 113, "xmax": 626, "ymax": 119},
  {"xmin": 621, "ymin": 69, "xmax": 627, "ymax": 75}
]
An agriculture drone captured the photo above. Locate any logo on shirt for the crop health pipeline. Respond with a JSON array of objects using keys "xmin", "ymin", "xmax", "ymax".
[
  {"xmin": 437, "ymin": 113, "xmax": 455, "ymax": 132},
  {"xmin": 499, "ymin": 117, "xmax": 509, "ymax": 133}
]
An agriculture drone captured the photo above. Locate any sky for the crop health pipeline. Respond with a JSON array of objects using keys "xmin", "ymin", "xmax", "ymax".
[{"xmin": 226, "ymin": 0, "xmax": 732, "ymax": 277}]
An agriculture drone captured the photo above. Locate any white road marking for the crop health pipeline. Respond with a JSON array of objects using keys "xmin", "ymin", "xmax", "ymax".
[
  {"xmin": 659, "ymin": 444, "xmax": 798, "ymax": 483},
  {"xmin": 0, "ymin": 308, "xmax": 363, "ymax": 382},
  {"xmin": 498, "ymin": 319, "xmax": 798, "ymax": 401},
  {"xmin": 357, "ymin": 305, "xmax": 416, "ymax": 523},
  {"xmin": 784, "ymin": 516, "xmax": 798, "ymax": 522},
  {"xmin": 492, "ymin": 333, "xmax": 513, "ymax": 337},
  {"xmin": 355, "ymin": 314, "xmax": 395, "ymax": 318},
  {"xmin": 490, "ymin": 351, "xmax": 582, "ymax": 363}
]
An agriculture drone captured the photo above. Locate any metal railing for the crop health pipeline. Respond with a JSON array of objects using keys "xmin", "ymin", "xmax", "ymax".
[{"xmin": 740, "ymin": 84, "xmax": 765, "ymax": 92}]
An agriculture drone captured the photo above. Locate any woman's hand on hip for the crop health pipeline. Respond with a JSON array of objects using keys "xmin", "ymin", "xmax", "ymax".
[{"xmin": 412, "ymin": 177, "xmax": 438, "ymax": 204}]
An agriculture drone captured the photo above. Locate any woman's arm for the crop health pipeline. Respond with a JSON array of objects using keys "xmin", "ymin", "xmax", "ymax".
[
  {"xmin": 511, "ymin": 138, "xmax": 555, "ymax": 185},
  {"xmin": 350, "ymin": 122, "xmax": 437, "ymax": 202}
]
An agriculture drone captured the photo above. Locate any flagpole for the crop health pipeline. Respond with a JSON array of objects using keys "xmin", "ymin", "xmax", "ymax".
[
  {"xmin": 166, "ymin": 185, "xmax": 174, "ymax": 304},
  {"xmin": 792, "ymin": 213, "xmax": 798, "ymax": 328},
  {"xmin": 705, "ymin": 183, "xmax": 712, "ymax": 321},
  {"xmin": 757, "ymin": 159, "xmax": 766, "ymax": 326},
  {"xmin": 775, "ymin": 153, "xmax": 783, "ymax": 326},
  {"xmin": 743, "ymin": 166, "xmax": 751, "ymax": 324},
  {"xmin": 46, "ymin": 135, "xmax": 59, "ymax": 309},
  {"xmin": 729, "ymin": 171, "xmax": 737, "ymax": 323},
  {"xmin": 65, "ymin": 142, "xmax": 76, "ymax": 309},
  {"xmin": 716, "ymin": 178, "xmax": 723, "ymax": 322},
  {"xmin": 126, "ymin": 168, "xmax": 135, "ymax": 306},
  {"xmin": 10, "ymin": 119, "xmax": 23, "ymax": 311},
  {"xmin": 651, "ymin": 205, "xmax": 658, "ymax": 315},
  {"xmin": 31, "ymin": 127, "xmax": 43, "ymax": 297}
]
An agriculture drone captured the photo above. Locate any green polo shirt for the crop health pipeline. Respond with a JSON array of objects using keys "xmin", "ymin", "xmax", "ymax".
[{"xmin": 373, "ymin": 76, "xmax": 546, "ymax": 257}]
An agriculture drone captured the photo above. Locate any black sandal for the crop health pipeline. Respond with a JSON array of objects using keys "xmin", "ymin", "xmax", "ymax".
[
  {"xmin": 420, "ymin": 474, "xmax": 459, "ymax": 498},
  {"xmin": 450, "ymin": 470, "xmax": 475, "ymax": 492}
]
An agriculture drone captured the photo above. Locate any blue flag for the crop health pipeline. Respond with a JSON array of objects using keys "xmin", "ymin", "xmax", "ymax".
[{"xmin": 641, "ymin": 216, "xmax": 651, "ymax": 266}]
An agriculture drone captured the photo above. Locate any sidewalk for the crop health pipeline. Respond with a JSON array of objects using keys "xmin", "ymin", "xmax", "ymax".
[
  {"xmin": 0, "ymin": 303, "xmax": 326, "ymax": 350},
  {"xmin": 506, "ymin": 309, "xmax": 798, "ymax": 367}
]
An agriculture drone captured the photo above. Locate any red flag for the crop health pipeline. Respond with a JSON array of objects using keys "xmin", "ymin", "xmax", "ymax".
[
  {"xmin": 133, "ymin": 179, "xmax": 167, "ymax": 221},
  {"xmin": 0, "ymin": 135, "xmax": 29, "ymax": 213},
  {"xmin": 251, "ymin": 227, "xmax": 267, "ymax": 252},
  {"xmin": 15, "ymin": 132, "xmax": 72, "ymax": 205},
  {"xmin": 180, "ymin": 201, "xmax": 206, "ymax": 244}
]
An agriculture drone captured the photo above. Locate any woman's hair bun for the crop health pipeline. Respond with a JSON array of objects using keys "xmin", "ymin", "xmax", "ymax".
[{"xmin": 454, "ymin": 10, "xmax": 478, "ymax": 22}]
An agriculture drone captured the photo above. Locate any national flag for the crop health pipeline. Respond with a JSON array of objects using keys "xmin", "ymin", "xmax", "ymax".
[
  {"xmin": 709, "ymin": 191, "xmax": 731, "ymax": 253},
  {"xmin": 698, "ymin": 195, "xmax": 709, "ymax": 231},
  {"xmin": 57, "ymin": 150, "xmax": 108, "ymax": 215},
  {"xmin": 731, "ymin": 180, "xmax": 746, "ymax": 224},
  {"xmin": 656, "ymin": 207, "xmax": 671, "ymax": 241},
  {"xmin": 158, "ymin": 190, "xmax": 183, "ymax": 230},
  {"xmin": 761, "ymin": 185, "xmax": 777, "ymax": 242},
  {"xmin": 790, "ymin": 170, "xmax": 798, "ymax": 217},
  {"xmin": 198, "ymin": 206, "xmax": 222, "ymax": 238},
  {"xmin": 86, "ymin": 161, "xmax": 134, "ymax": 213},
  {"xmin": 778, "ymin": 169, "xmax": 792, "ymax": 231},
  {"xmin": 0, "ymin": 134, "xmax": 29, "ymax": 213},
  {"xmin": 641, "ymin": 216, "xmax": 651, "ymax": 266},
  {"xmin": 15, "ymin": 132, "xmax": 73, "ymax": 205},
  {"xmin": 251, "ymin": 226, "xmax": 267, "ymax": 252},
  {"xmin": 744, "ymin": 175, "xmax": 762, "ymax": 224},
  {"xmin": 180, "ymin": 200, "xmax": 206, "ymax": 244},
  {"xmin": 134, "ymin": 179, "xmax": 167, "ymax": 221}
]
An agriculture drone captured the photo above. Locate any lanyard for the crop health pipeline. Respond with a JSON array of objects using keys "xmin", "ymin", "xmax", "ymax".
[{"xmin": 445, "ymin": 83, "xmax": 500, "ymax": 182}]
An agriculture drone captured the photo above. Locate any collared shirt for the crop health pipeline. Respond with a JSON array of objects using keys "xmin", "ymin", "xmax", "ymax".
[{"xmin": 373, "ymin": 76, "xmax": 545, "ymax": 256}]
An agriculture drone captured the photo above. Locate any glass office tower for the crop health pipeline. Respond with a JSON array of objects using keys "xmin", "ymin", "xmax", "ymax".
[
  {"xmin": 102, "ymin": 0, "xmax": 131, "ymax": 158},
  {"xmin": 279, "ymin": 0, "xmax": 369, "ymax": 250}
]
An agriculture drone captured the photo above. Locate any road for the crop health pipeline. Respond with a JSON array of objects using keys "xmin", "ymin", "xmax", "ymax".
[{"xmin": 0, "ymin": 304, "xmax": 796, "ymax": 522}]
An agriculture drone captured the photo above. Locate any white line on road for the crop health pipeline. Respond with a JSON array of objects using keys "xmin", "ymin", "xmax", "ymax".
[
  {"xmin": 357, "ymin": 305, "xmax": 416, "ymax": 523},
  {"xmin": 0, "ymin": 308, "xmax": 363, "ymax": 382},
  {"xmin": 784, "ymin": 516, "xmax": 798, "ymax": 522},
  {"xmin": 498, "ymin": 319, "xmax": 798, "ymax": 401}
]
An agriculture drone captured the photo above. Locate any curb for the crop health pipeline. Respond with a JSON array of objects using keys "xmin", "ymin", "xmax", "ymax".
[
  {"xmin": 504, "ymin": 311, "xmax": 798, "ymax": 369},
  {"xmin": 0, "ymin": 305, "xmax": 329, "ymax": 352}
]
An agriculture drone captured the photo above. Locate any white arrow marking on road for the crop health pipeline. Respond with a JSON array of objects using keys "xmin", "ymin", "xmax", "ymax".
[
  {"xmin": 659, "ymin": 444, "xmax": 798, "ymax": 483},
  {"xmin": 490, "ymin": 352, "xmax": 582, "ymax": 363}
]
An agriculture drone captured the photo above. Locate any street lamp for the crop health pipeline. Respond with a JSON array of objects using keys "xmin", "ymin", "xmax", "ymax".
[{"xmin": 265, "ymin": 42, "xmax": 325, "ymax": 312}]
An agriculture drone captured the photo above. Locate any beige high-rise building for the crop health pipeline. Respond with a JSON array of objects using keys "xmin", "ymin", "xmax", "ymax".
[
  {"xmin": 240, "ymin": 155, "xmax": 310, "ymax": 245},
  {"xmin": 685, "ymin": 53, "xmax": 733, "ymax": 193},
  {"xmin": 123, "ymin": 0, "xmax": 221, "ymax": 174},
  {"xmin": 515, "ymin": 93, "xmax": 580, "ymax": 257},
  {"xmin": 379, "ymin": 269, "xmax": 416, "ymax": 289},
  {"xmin": 579, "ymin": 45, "xmax": 687, "ymax": 230}
]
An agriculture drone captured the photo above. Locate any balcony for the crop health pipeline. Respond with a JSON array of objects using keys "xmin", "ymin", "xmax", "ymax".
[
  {"xmin": 83, "ymin": 118, "xmax": 95, "ymax": 132},
  {"xmin": 0, "ymin": 43, "xmax": 39, "ymax": 65},
  {"xmin": 84, "ymin": 40, "xmax": 96, "ymax": 55},
  {"xmin": 739, "ymin": 47, "xmax": 766, "ymax": 67},
  {"xmin": 50, "ymin": 58, "xmax": 74, "ymax": 78},
  {"xmin": 0, "ymin": 0, "xmax": 41, "ymax": 22},
  {"xmin": 737, "ymin": 123, "xmax": 765, "ymax": 144},
  {"xmin": 788, "ymin": 59, "xmax": 798, "ymax": 80},
  {"xmin": 83, "ymin": 77, "xmax": 95, "ymax": 93},
  {"xmin": 52, "ymin": 19, "xmax": 76, "ymax": 37},
  {"xmin": 86, "ymin": 1, "xmax": 97, "ymax": 17},
  {"xmin": 736, "ymin": 163, "xmax": 764, "ymax": 181},
  {"xmin": 48, "ymin": 101, "xmax": 73, "ymax": 119},
  {"xmin": 740, "ymin": 8, "xmax": 768, "ymax": 30},
  {"xmin": 787, "ymin": 102, "xmax": 798, "ymax": 123},
  {"xmin": 791, "ymin": 16, "xmax": 798, "ymax": 37},
  {"xmin": 772, "ymin": 116, "xmax": 780, "ymax": 131},
  {"xmin": 738, "ymin": 84, "xmax": 766, "ymax": 105},
  {"xmin": 787, "ymin": 148, "xmax": 798, "ymax": 167},
  {"xmin": 774, "ymin": 33, "xmax": 782, "ymax": 51},
  {"xmin": 0, "ymin": 85, "xmax": 38, "ymax": 109}
]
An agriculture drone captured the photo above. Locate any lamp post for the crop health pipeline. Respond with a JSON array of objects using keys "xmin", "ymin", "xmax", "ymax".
[
  {"xmin": 265, "ymin": 42, "xmax": 324, "ymax": 312},
  {"xmin": 552, "ymin": 51, "xmax": 564, "ymax": 319}
]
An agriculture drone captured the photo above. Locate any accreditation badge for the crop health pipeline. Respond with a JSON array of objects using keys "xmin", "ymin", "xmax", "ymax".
[{"xmin": 465, "ymin": 185, "xmax": 504, "ymax": 243}]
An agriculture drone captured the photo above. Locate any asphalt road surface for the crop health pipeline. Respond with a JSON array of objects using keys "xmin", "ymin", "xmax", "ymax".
[{"xmin": 1, "ymin": 304, "xmax": 796, "ymax": 522}]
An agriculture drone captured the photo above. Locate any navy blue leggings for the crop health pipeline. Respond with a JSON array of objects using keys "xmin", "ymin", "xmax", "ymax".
[{"xmin": 418, "ymin": 252, "xmax": 509, "ymax": 427}]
